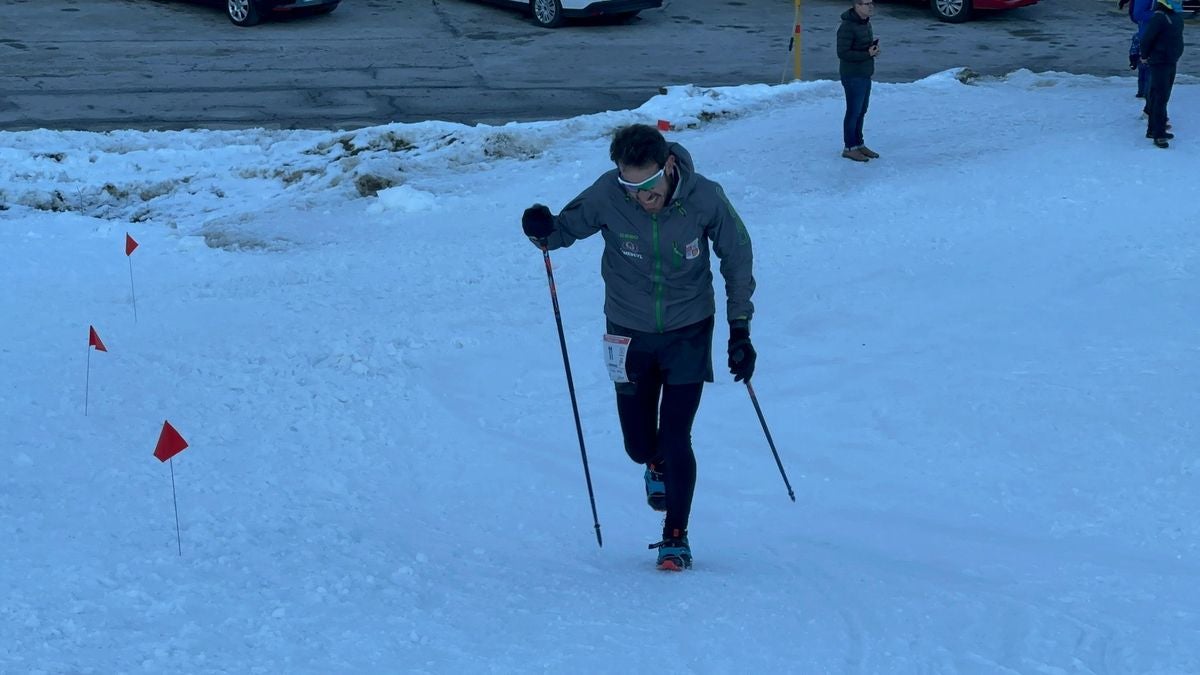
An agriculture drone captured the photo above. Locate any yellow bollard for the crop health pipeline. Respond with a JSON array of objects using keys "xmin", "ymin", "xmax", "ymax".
[{"xmin": 793, "ymin": 0, "xmax": 803, "ymax": 80}]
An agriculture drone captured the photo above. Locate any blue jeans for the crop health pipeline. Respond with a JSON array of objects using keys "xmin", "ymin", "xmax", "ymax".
[
  {"xmin": 841, "ymin": 77, "xmax": 872, "ymax": 149},
  {"xmin": 1131, "ymin": 33, "xmax": 1149, "ymax": 96}
]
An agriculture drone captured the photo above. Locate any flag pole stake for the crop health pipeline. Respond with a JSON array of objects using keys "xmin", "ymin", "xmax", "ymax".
[
  {"xmin": 128, "ymin": 257, "xmax": 138, "ymax": 324},
  {"xmin": 169, "ymin": 458, "xmax": 182, "ymax": 556},
  {"xmin": 85, "ymin": 344, "xmax": 91, "ymax": 416}
]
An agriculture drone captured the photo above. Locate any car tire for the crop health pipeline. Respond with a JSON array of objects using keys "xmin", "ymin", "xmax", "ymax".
[
  {"xmin": 227, "ymin": 0, "xmax": 262, "ymax": 27},
  {"xmin": 530, "ymin": 0, "xmax": 564, "ymax": 28},
  {"xmin": 930, "ymin": 0, "xmax": 972, "ymax": 22}
]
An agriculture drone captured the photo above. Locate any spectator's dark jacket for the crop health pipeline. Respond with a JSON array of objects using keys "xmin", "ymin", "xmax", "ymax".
[
  {"xmin": 1140, "ymin": 1, "xmax": 1185, "ymax": 65},
  {"xmin": 836, "ymin": 8, "xmax": 875, "ymax": 79}
]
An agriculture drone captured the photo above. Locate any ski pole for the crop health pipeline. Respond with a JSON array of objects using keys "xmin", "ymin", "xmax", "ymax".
[
  {"xmin": 539, "ymin": 245, "xmax": 603, "ymax": 547},
  {"xmin": 745, "ymin": 381, "xmax": 795, "ymax": 502}
]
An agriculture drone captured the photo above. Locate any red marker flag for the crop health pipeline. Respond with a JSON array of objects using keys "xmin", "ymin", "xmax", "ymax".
[
  {"xmin": 657, "ymin": 119, "xmax": 671, "ymax": 131},
  {"xmin": 154, "ymin": 421, "xmax": 188, "ymax": 462},
  {"xmin": 84, "ymin": 325, "xmax": 107, "ymax": 415},
  {"xmin": 124, "ymin": 234, "xmax": 140, "ymax": 322},
  {"xmin": 88, "ymin": 325, "xmax": 107, "ymax": 352}
]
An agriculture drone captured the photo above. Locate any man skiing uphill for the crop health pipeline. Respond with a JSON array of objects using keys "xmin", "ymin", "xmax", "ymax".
[{"xmin": 521, "ymin": 123, "xmax": 757, "ymax": 570}]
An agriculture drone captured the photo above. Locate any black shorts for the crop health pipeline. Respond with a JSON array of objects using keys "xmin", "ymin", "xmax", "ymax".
[{"xmin": 606, "ymin": 316, "xmax": 715, "ymax": 390}]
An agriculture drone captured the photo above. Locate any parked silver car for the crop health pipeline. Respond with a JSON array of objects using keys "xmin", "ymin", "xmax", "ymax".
[{"xmin": 225, "ymin": 0, "xmax": 341, "ymax": 27}]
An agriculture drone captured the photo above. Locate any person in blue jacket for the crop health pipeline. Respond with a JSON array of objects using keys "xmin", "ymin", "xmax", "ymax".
[{"xmin": 1120, "ymin": 0, "xmax": 1157, "ymax": 99}]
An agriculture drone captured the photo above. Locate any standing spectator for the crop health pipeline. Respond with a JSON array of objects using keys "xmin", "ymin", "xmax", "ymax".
[
  {"xmin": 1140, "ymin": 0, "xmax": 1185, "ymax": 148},
  {"xmin": 837, "ymin": 0, "xmax": 880, "ymax": 162},
  {"xmin": 1121, "ymin": 0, "xmax": 1157, "ymax": 100}
]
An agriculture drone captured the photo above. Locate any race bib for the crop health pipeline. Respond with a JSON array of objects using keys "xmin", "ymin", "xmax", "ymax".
[{"xmin": 603, "ymin": 334, "xmax": 632, "ymax": 383}]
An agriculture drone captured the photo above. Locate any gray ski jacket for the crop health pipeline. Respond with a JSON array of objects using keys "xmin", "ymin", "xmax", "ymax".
[{"xmin": 542, "ymin": 143, "xmax": 755, "ymax": 334}]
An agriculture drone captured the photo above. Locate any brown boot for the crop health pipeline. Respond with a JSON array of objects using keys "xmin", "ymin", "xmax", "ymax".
[
  {"xmin": 841, "ymin": 147, "xmax": 870, "ymax": 162},
  {"xmin": 858, "ymin": 145, "xmax": 880, "ymax": 159}
]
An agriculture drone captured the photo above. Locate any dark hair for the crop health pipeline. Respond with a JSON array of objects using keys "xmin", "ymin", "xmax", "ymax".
[{"xmin": 609, "ymin": 124, "xmax": 669, "ymax": 168}]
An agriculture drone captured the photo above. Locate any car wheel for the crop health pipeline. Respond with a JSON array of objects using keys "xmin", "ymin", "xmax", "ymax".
[
  {"xmin": 930, "ymin": 0, "xmax": 972, "ymax": 22},
  {"xmin": 530, "ymin": 0, "xmax": 564, "ymax": 28},
  {"xmin": 228, "ymin": 0, "xmax": 262, "ymax": 26}
]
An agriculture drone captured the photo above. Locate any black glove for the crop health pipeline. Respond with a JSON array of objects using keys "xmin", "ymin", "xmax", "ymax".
[
  {"xmin": 727, "ymin": 323, "xmax": 756, "ymax": 383},
  {"xmin": 522, "ymin": 204, "xmax": 555, "ymax": 247},
  {"xmin": 1129, "ymin": 53, "xmax": 1140, "ymax": 70}
]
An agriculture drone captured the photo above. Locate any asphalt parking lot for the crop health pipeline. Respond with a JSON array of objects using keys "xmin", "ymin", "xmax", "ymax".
[{"xmin": 0, "ymin": 0, "xmax": 1195, "ymax": 131}]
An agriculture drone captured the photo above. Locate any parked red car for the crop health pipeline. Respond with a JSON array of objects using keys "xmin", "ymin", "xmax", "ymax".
[{"xmin": 929, "ymin": 0, "xmax": 1038, "ymax": 22}]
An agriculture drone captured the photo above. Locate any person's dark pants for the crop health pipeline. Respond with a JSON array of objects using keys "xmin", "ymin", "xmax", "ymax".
[
  {"xmin": 1147, "ymin": 62, "xmax": 1177, "ymax": 139},
  {"xmin": 609, "ymin": 317, "xmax": 713, "ymax": 534},
  {"xmin": 1138, "ymin": 62, "xmax": 1150, "ymax": 98},
  {"xmin": 841, "ymin": 76, "xmax": 872, "ymax": 149}
]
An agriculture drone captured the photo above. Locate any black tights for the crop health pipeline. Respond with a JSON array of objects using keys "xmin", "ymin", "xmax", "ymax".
[{"xmin": 616, "ymin": 375, "xmax": 704, "ymax": 533}]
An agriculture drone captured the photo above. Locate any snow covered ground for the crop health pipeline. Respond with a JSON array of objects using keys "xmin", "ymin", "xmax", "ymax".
[{"xmin": 2, "ymin": 70, "xmax": 1199, "ymax": 673}]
